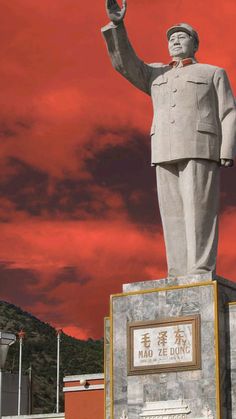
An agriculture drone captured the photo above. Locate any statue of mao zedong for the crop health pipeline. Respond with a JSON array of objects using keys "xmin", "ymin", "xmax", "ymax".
[{"xmin": 101, "ymin": 0, "xmax": 236, "ymax": 278}]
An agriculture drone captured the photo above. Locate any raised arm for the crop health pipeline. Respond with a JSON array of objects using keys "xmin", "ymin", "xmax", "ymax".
[{"xmin": 102, "ymin": 0, "xmax": 154, "ymax": 95}]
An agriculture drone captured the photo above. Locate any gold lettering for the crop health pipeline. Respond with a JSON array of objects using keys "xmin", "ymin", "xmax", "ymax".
[
  {"xmin": 163, "ymin": 347, "xmax": 168, "ymax": 356},
  {"xmin": 158, "ymin": 348, "xmax": 168, "ymax": 357},
  {"xmin": 169, "ymin": 346, "xmax": 191, "ymax": 356},
  {"xmin": 138, "ymin": 349, "xmax": 153, "ymax": 358},
  {"xmin": 141, "ymin": 333, "xmax": 151, "ymax": 348},
  {"xmin": 138, "ymin": 350, "xmax": 144, "ymax": 358},
  {"xmin": 157, "ymin": 331, "xmax": 168, "ymax": 347},
  {"xmin": 174, "ymin": 328, "xmax": 187, "ymax": 346}
]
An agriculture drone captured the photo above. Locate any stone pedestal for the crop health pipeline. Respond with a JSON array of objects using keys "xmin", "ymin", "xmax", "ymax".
[{"xmin": 105, "ymin": 274, "xmax": 236, "ymax": 419}]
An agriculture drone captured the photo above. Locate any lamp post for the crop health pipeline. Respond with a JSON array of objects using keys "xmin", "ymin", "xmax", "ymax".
[
  {"xmin": 56, "ymin": 329, "xmax": 62, "ymax": 414},
  {"xmin": 17, "ymin": 330, "xmax": 25, "ymax": 416},
  {"xmin": 0, "ymin": 331, "xmax": 16, "ymax": 419}
]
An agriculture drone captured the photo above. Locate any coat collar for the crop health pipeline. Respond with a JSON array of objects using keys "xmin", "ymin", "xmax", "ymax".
[{"xmin": 169, "ymin": 57, "xmax": 197, "ymax": 68}]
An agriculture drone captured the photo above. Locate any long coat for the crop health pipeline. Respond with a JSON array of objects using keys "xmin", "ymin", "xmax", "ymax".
[{"xmin": 102, "ymin": 22, "xmax": 236, "ymax": 165}]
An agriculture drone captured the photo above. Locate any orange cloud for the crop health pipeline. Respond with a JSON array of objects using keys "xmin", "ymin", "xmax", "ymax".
[
  {"xmin": 0, "ymin": 209, "xmax": 235, "ymax": 338},
  {"xmin": 0, "ymin": 0, "xmax": 235, "ymax": 339},
  {"xmin": 0, "ymin": 219, "xmax": 165, "ymax": 337}
]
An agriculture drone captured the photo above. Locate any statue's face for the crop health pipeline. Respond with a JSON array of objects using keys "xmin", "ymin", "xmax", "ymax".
[{"xmin": 168, "ymin": 31, "xmax": 196, "ymax": 59}]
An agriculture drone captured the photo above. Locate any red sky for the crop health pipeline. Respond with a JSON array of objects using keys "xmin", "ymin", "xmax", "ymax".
[{"xmin": 0, "ymin": 0, "xmax": 235, "ymax": 340}]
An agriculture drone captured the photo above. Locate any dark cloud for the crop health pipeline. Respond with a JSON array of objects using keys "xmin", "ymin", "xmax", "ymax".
[
  {"xmin": 0, "ymin": 129, "xmax": 161, "ymax": 227},
  {"xmin": 47, "ymin": 266, "xmax": 91, "ymax": 289},
  {"xmin": 87, "ymin": 128, "xmax": 161, "ymax": 226},
  {"xmin": 0, "ymin": 135, "xmax": 234, "ymax": 230},
  {"xmin": 0, "ymin": 263, "xmax": 42, "ymax": 306},
  {"xmin": 0, "ymin": 158, "xmax": 49, "ymax": 218},
  {"xmin": 0, "ymin": 118, "xmax": 34, "ymax": 140},
  {"xmin": 0, "ymin": 262, "xmax": 90, "ymax": 326}
]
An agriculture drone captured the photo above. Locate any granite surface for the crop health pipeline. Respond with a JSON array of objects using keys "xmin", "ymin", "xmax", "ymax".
[{"xmin": 111, "ymin": 282, "xmax": 216, "ymax": 419}]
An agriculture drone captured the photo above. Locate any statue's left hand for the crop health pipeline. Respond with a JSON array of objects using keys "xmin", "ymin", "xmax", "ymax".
[{"xmin": 220, "ymin": 159, "xmax": 234, "ymax": 167}]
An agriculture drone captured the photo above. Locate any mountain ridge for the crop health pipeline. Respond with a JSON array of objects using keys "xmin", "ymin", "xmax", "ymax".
[{"xmin": 0, "ymin": 300, "xmax": 104, "ymax": 413}]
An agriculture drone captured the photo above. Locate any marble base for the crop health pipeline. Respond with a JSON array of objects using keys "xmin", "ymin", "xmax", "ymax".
[
  {"xmin": 122, "ymin": 273, "xmax": 236, "ymax": 293},
  {"xmin": 105, "ymin": 275, "xmax": 236, "ymax": 419},
  {"xmin": 139, "ymin": 400, "xmax": 191, "ymax": 418}
]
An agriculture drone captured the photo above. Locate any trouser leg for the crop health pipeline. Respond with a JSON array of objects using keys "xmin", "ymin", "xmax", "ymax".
[
  {"xmin": 156, "ymin": 163, "xmax": 187, "ymax": 277},
  {"xmin": 179, "ymin": 159, "xmax": 219, "ymax": 274},
  {"xmin": 156, "ymin": 159, "xmax": 220, "ymax": 277}
]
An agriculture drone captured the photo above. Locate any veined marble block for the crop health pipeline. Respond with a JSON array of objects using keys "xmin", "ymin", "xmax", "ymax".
[{"xmin": 105, "ymin": 274, "xmax": 236, "ymax": 419}]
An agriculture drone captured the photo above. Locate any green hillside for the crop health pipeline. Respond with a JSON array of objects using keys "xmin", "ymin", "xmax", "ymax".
[{"xmin": 0, "ymin": 301, "xmax": 104, "ymax": 413}]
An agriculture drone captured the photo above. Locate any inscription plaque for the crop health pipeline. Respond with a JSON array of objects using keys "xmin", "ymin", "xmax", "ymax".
[{"xmin": 127, "ymin": 315, "xmax": 201, "ymax": 375}]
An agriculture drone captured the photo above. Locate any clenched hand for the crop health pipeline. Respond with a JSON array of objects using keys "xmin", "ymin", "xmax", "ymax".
[{"xmin": 220, "ymin": 159, "xmax": 234, "ymax": 168}]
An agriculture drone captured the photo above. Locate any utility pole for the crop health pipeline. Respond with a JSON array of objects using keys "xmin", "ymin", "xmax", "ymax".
[
  {"xmin": 17, "ymin": 330, "xmax": 25, "ymax": 416},
  {"xmin": 28, "ymin": 365, "xmax": 32, "ymax": 414},
  {"xmin": 56, "ymin": 329, "xmax": 62, "ymax": 414}
]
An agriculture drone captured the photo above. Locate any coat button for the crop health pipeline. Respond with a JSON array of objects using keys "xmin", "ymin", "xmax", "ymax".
[
  {"xmin": 171, "ymin": 103, "xmax": 176, "ymax": 107},
  {"xmin": 171, "ymin": 119, "xmax": 175, "ymax": 124},
  {"xmin": 173, "ymin": 88, "xmax": 177, "ymax": 93}
]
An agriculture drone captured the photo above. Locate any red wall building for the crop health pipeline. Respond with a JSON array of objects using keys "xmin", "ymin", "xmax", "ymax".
[{"xmin": 63, "ymin": 373, "xmax": 104, "ymax": 419}]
